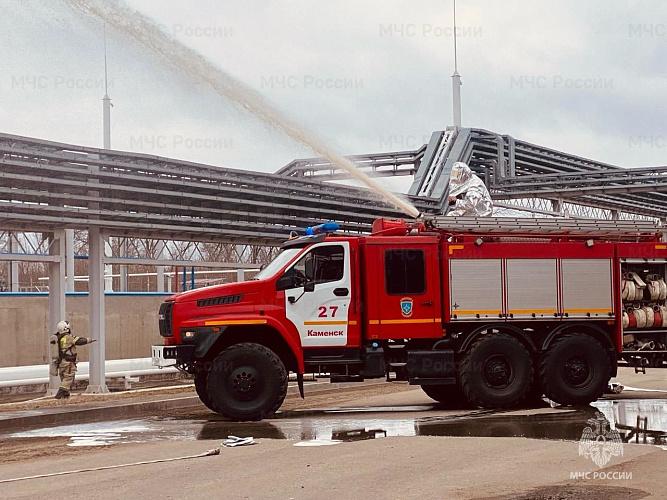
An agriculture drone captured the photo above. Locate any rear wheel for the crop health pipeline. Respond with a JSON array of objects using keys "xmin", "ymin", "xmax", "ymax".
[
  {"xmin": 206, "ymin": 343, "xmax": 288, "ymax": 421},
  {"xmin": 194, "ymin": 370, "xmax": 217, "ymax": 413},
  {"xmin": 540, "ymin": 333, "xmax": 611, "ymax": 405},
  {"xmin": 421, "ymin": 384, "xmax": 468, "ymax": 408},
  {"xmin": 459, "ymin": 333, "xmax": 533, "ymax": 408}
]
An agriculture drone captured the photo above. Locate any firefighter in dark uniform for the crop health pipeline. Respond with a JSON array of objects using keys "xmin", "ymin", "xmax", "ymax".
[{"xmin": 50, "ymin": 320, "xmax": 97, "ymax": 399}]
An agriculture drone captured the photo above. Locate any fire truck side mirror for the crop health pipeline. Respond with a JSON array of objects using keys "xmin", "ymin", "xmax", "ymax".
[
  {"xmin": 304, "ymin": 281, "xmax": 316, "ymax": 293},
  {"xmin": 276, "ymin": 275, "xmax": 295, "ymax": 291}
]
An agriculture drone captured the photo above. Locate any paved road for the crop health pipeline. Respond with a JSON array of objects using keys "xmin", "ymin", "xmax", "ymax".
[{"xmin": 0, "ymin": 368, "xmax": 665, "ymax": 499}]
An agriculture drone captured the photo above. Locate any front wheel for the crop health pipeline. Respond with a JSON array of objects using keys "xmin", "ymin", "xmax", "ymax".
[
  {"xmin": 540, "ymin": 333, "xmax": 611, "ymax": 405},
  {"xmin": 194, "ymin": 371, "xmax": 217, "ymax": 413},
  {"xmin": 206, "ymin": 343, "xmax": 288, "ymax": 421}
]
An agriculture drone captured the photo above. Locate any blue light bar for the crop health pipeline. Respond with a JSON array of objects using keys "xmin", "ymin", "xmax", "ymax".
[{"xmin": 305, "ymin": 222, "xmax": 340, "ymax": 235}]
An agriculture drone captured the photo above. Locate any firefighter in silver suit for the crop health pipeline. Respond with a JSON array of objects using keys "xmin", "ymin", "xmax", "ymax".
[{"xmin": 447, "ymin": 162, "xmax": 493, "ymax": 216}]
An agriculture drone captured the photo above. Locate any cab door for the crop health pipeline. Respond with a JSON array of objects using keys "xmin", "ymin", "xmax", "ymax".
[
  {"xmin": 281, "ymin": 241, "xmax": 359, "ymax": 347},
  {"xmin": 366, "ymin": 239, "xmax": 441, "ymax": 339}
]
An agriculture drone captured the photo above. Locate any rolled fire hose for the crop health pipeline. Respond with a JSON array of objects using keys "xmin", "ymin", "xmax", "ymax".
[
  {"xmin": 660, "ymin": 305, "xmax": 667, "ymax": 327},
  {"xmin": 628, "ymin": 272, "xmax": 647, "ymax": 301},
  {"xmin": 642, "ymin": 306, "xmax": 656, "ymax": 328},
  {"xmin": 647, "ymin": 277, "xmax": 661, "ymax": 301},
  {"xmin": 653, "ymin": 306, "xmax": 663, "ymax": 329},
  {"xmin": 622, "ymin": 311, "xmax": 630, "ymax": 329},
  {"xmin": 659, "ymin": 279, "xmax": 667, "ymax": 300},
  {"xmin": 0, "ymin": 448, "xmax": 220, "ymax": 484},
  {"xmin": 627, "ymin": 307, "xmax": 637, "ymax": 328},
  {"xmin": 622, "ymin": 275, "xmax": 634, "ymax": 301},
  {"xmin": 633, "ymin": 307, "xmax": 647, "ymax": 329}
]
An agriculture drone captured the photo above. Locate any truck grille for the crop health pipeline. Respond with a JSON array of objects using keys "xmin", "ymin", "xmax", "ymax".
[{"xmin": 158, "ymin": 302, "xmax": 174, "ymax": 337}]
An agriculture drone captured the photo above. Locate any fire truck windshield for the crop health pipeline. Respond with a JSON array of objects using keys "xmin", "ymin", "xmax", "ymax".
[{"xmin": 251, "ymin": 248, "xmax": 303, "ymax": 280}]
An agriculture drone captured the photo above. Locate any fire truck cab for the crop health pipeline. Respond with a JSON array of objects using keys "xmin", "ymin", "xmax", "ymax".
[{"xmin": 152, "ymin": 217, "xmax": 666, "ymax": 421}]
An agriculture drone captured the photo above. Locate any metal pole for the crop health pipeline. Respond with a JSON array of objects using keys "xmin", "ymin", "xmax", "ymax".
[
  {"xmin": 119, "ymin": 238, "xmax": 128, "ymax": 292},
  {"xmin": 9, "ymin": 232, "xmax": 19, "ymax": 292},
  {"xmin": 102, "ymin": 25, "xmax": 112, "ymax": 150},
  {"xmin": 451, "ymin": 0, "xmax": 462, "ymax": 127},
  {"xmin": 65, "ymin": 229, "xmax": 75, "ymax": 293},
  {"xmin": 182, "ymin": 267, "xmax": 186, "ymax": 291},
  {"xmin": 236, "ymin": 269, "xmax": 245, "ymax": 283},
  {"xmin": 191, "ymin": 267, "xmax": 195, "ymax": 290},
  {"xmin": 103, "ymin": 95, "xmax": 111, "ymax": 149},
  {"xmin": 86, "ymin": 227, "xmax": 108, "ymax": 393},
  {"xmin": 47, "ymin": 231, "xmax": 66, "ymax": 395},
  {"xmin": 104, "ymin": 239, "xmax": 113, "ymax": 292},
  {"xmin": 156, "ymin": 241, "xmax": 165, "ymax": 292}
]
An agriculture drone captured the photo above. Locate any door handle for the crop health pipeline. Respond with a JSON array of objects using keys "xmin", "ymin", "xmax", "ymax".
[
  {"xmin": 333, "ymin": 287, "xmax": 349, "ymax": 297},
  {"xmin": 421, "ymin": 301, "xmax": 433, "ymax": 306}
]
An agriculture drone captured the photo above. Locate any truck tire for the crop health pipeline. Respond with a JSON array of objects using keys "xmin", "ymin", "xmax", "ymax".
[
  {"xmin": 459, "ymin": 333, "xmax": 533, "ymax": 408},
  {"xmin": 421, "ymin": 384, "xmax": 468, "ymax": 408},
  {"xmin": 540, "ymin": 333, "xmax": 610, "ymax": 406},
  {"xmin": 206, "ymin": 343, "xmax": 288, "ymax": 421},
  {"xmin": 194, "ymin": 371, "xmax": 217, "ymax": 413}
]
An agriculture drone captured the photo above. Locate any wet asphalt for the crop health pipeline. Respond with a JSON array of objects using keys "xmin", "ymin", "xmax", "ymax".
[{"xmin": 7, "ymin": 397, "xmax": 667, "ymax": 449}]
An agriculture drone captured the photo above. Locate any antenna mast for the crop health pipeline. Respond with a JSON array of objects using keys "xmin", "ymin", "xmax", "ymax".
[
  {"xmin": 102, "ymin": 24, "xmax": 112, "ymax": 149},
  {"xmin": 451, "ymin": 0, "xmax": 462, "ymax": 127}
]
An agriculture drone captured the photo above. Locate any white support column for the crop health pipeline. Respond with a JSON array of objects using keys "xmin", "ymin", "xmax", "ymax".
[
  {"xmin": 119, "ymin": 238, "xmax": 128, "ymax": 292},
  {"xmin": 104, "ymin": 238, "xmax": 113, "ymax": 292},
  {"xmin": 9, "ymin": 232, "xmax": 19, "ymax": 292},
  {"xmin": 156, "ymin": 241, "xmax": 165, "ymax": 292},
  {"xmin": 236, "ymin": 269, "xmax": 245, "ymax": 283},
  {"xmin": 86, "ymin": 227, "xmax": 109, "ymax": 393},
  {"xmin": 47, "ymin": 231, "xmax": 66, "ymax": 395},
  {"xmin": 65, "ymin": 229, "xmax": 75, "ymax": 293}
]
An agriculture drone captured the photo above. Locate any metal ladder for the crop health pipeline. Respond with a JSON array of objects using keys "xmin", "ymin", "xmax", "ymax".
[{"xmin": 427, "ymin": 216, "xmax": 663, "ymax": 237}]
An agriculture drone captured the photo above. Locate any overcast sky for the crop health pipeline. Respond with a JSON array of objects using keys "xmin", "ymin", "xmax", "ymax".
[{"xmin": 1, "ymin": 0, "xmax": 666, "ymax": 192}]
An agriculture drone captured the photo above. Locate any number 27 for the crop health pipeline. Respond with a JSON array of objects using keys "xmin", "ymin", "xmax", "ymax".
[{"xmin": 318, "ymin": 306, "xmax": 338, "ymax": 317}]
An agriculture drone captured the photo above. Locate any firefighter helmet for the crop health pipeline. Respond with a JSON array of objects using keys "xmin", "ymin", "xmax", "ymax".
[{"xmin": 56, "ymin": 320, "xmax": 71, "ymax": 335}]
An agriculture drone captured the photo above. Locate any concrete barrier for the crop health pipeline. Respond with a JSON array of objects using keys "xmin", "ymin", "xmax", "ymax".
[{"xmin": 0, "ymin": 293, "xmax": 168, "ymax": 368}]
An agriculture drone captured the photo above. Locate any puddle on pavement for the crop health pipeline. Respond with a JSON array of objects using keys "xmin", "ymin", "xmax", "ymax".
[
  {"xmin": 5, "ymin": 399, "xmax": 667, "ymax": 448},
  {"xmin": 196, "ymin": 399, "xmax": 667, "ymax": 447},
  {"xmin": 8, "ymin": 418, "xmax": 200, "ymax": 447}
]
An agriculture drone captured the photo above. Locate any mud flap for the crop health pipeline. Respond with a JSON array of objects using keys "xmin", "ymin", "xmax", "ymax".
[{"xmin": 297, "ymin": 373, "xmax": 305, "ymax": 399}]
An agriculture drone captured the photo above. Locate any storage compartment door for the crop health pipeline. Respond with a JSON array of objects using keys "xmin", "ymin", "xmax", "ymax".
[
  {"xmin": 450, "ymin": 259, "xmax": 503, "ymax": 320},
  {"xmin": 561, "ymin": 259, "xmax": 613, "ymax": 318},
  {"xmin": 506, "ymin": 259, "xmax": 558, "ymax": 319}
]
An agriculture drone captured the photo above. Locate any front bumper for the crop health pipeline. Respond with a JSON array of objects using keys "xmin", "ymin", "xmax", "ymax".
[{"xmin": 151, "ymin": 344, "xmax": 196, "ymax": 367}]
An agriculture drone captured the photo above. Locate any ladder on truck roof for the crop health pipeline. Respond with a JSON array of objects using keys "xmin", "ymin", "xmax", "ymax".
[{"xmin": 426, "ymin": 216, "xmax": 663, "ymax": 238}]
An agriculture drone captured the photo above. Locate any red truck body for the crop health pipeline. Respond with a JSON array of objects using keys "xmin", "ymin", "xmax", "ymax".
[{"xmin": 152, "ymin": 218, "xmax": 667, "ymax": 420}]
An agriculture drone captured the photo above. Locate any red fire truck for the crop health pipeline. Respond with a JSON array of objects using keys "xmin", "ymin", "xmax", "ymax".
[{"xmin": 151, "ymin": 217, "xmax": 667, "ymax": 421}]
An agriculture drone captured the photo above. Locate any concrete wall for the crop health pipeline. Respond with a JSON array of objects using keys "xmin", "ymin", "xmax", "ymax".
[{"xmin": 0, "ymin": 294, "xmax": 167, "ymax": 368}]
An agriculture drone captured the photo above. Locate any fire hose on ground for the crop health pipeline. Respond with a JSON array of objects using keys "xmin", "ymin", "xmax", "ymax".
[{"xmin": 0, "ymin": 448, "xmax": 220, "ymax": 484}]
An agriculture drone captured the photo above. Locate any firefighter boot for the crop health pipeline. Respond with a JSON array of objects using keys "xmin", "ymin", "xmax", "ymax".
[{"xmin": 55, "ymin": 388, "xmax": 70, "ymax": 399}]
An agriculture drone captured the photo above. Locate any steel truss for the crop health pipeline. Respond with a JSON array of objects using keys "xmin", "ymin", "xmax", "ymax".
[{"xmin": 0, "ymin": 133, "xmax": 438, "ymax": 245}]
